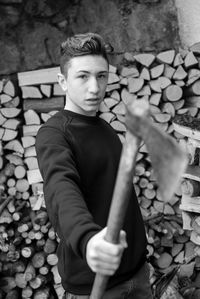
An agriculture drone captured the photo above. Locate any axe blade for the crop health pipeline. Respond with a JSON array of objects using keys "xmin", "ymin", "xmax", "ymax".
[
  {"xmin": 144, "ymin": 123, "xmax": 187, "ymax": 202},
  {"xmin": 126, "ymin": 101, "xmax": 188, "ymax": 202}
]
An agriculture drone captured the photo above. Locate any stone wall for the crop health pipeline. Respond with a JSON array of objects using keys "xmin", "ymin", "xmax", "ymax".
[{"xmin": 0, "ymin": 0, "xmax": 180, "ymax": 76}]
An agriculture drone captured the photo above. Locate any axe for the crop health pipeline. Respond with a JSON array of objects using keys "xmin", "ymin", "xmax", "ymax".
[{"xmin": 90, "ymin": 99, "xmax": 187, "ymax": 299}]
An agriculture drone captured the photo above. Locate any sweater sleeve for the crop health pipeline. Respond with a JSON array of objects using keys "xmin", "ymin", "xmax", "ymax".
[{"xmin": 35, "ymin": 123, "xmax": 101, "ymax": 259}]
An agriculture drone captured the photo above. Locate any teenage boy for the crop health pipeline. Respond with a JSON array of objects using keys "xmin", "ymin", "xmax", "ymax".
[{"xmin": 36, "ymin": 32, "xmax": 153, "ymax": 299}]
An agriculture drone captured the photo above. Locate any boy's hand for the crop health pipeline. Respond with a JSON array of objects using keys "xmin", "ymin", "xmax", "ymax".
[{"xmin": 86, "ymin": 227, "xmax": 128, "ymax": 276}]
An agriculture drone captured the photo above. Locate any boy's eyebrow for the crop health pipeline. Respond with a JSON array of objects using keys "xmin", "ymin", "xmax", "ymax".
[{"xmin": 77, "ymin": 70, "xmax": 108, "ymax": 73}]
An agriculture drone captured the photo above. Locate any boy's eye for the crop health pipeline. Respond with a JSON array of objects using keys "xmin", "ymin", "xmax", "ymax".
[
  {"xmin": 79, "ymin": 74, "xmax": 88, "ymax": 79},
  {"xmin": 98, "ymin": 74, "xmax": 107, "ymax": 79}
]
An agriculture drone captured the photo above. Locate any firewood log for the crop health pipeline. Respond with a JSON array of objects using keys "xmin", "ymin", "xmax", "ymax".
[
  {"xmin": 14, "ymin": 165, "xmax": 26, "ymax": 179},
  {"xmin": 23, "ymin": 124, "xmax": 41, "ymax": 136},
  {"xmin": 186, "ymin": 68, "xmax": 200, "ymax": 86},
  {"xmin": 150, "ymin": 64, "xmax": 164, "ymax": 79},
  {"xmin": 0, "ymin": 108, "xmax": 21, "ymax": 118},
  {"xmin": 106, "ymin": 83, "xmax": 120, "ymax": 92},
  {"xmin": 149, "ymin": 93, "xmax": 161, "ymax": 106},
  {"xmin": 156, "ymin": 252, "xmax": 173, "ymax": 269},
  {"xmin": 173, "ymin": 65, "xmax": 187, "ymax": 80},
  {"xmin": 5, "ymin": 289, "xmax": 19, "ymax": 299},
  {"xmin": 2, "ymin": 119, "xmax": 21, "ymax": 130},
  {"xmin": 3, "ymin": 80, "xmax": 15, "ymax": 97},
  {"xmin": 24, "ymin": 262, "xmax": 36, "ymax": 282},
  {"xmin": 24, "ymin": 109, "xmax": 41, "ymax": 125},
  {"xmin": 99, "ymin": 112, "xmax": 115, "ymax": 123},
  {"xmin": 156, "ymin": 49, "xmax": 175, "ymax": 65},
  {"xmin": 184, "ymin": 51, "xmax": 198, "ymax": 69},
  {"xmin": 21, "ymin": 286, "xmax": 33, "ymax": 298},
  {"xmin": 140, "ymin": 67, "xmax": 150, "ymax": 81},
  {"xmin": 171, "ymin": 243, "xmax": 184, "ymax": 257},
  {"xmin": 164, "ymin": 64, "xmax": 176, "ymax": 79},
  {"xmin": 173, "ymin": 52, "xmax": 184, "ymax": 67},
  {"xmin": 32, "ymin": 252, "xmax": 46, "ymax": 268},
  {"xmin": 2, "ymin": 129, "xmax": 18, "ymax": 141},
  {"xmin": 0, "ymin": 112, "xmax": 6, "ymax": 126},
  {"xmin": 5, "ymin": 154, "xmax": 23, "ymax": 166},
  {"xmin": 163, "ymin": 84, "xmax": 183, "ymax": 102},
  {"xmin": 24, "ymin": 146, "xmax": 36, "ymax": 157},
  {"xmin": 185, "ymin": 96, "xmax": 200, "ymax": 108},
  {"xmin": 15, "ymin": 272, "xmax": 27, "ymax": 288},
  {"xmin": 4, "ymin": 139, "xmax": 24, "ymax": 155},
  {"xmin": 161, "ymin": 102, "xmax": 175, "ymax": 117},
  {"xmin": 21, "ymin": 86, "xmax": 42, "ymax": 99},
  {"xmin": 44, "ymin": 238, "xmax": 57, "ymax": 254},
  {"xmin": 15, "ymin": 178, "xmax": 29, "ymax": 192},
  {"xmin": 134, "ymin": 53, "xmax": 155, "ymax": 67},
  {"xmin": 39, "ymin": 264, "xmax": 50, "ymax": 275},
  {"xmin": 3, "ymin": 96, "xmax": 20, "ymax": 108},
  {"xmin": 46, "ymin": 253, "xmax": 58, "ymax": 266},
  {"xmin": 0, "ymin": 94, "xmax": 12, "ymax": 106},
  {"xmin": 99, "ymin": 101, "xmax": 109, "ymax": 113},
  {"xmin": 110, "ymin": 120, "xmax": 126, "ymax": 132},
  {"xmin": 21, "ymin": 246, "xmax": 35, "ymax": 258},
  {"xmin": 33, "ymin": 287, "xmax": 50, "ymax": 299},
  {"xmin": 128, "ymin": 77, "xmax": 144, "ymax": 93},
  {"xmin": 172, "ymin": 99, "xmax": 185, "ymax": 110},
  {"xmin": 181, "ymin": 178, "xmax": 200, "ymax": 197},
  {"xmin": 41, "ymin": 84, "xmax": 51, "ymax": 97},
  {"xmin": 23, "ymin": 97, "xmax": 64, "ymax": 112}
]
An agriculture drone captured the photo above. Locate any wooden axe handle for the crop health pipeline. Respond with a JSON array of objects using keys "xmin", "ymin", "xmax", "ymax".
[{"xmin": 90, "ymin": 131, "xmax": 141, "ymax": 299}]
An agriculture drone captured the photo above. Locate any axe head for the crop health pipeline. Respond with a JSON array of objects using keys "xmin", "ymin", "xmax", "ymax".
[{"xmin": 125, "ymin": 100, "xmax": 188, "ymax": 202}]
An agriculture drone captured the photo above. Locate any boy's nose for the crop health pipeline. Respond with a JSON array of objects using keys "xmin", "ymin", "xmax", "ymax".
[{"xmin": 88, "ymin": 77, "xmax": 99, "ymax": 94}]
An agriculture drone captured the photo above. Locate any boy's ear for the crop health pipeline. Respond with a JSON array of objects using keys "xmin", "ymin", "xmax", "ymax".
[{"xmin": 57, "ymin": 73, "xmax": 67, "ymax": 92}]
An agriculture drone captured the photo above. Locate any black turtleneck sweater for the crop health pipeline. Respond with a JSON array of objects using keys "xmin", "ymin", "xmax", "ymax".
[{"xmin": 35, "ymin": 110, "xmax": 147, "ymax": 295}]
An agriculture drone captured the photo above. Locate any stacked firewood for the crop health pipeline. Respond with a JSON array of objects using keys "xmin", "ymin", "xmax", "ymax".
[{"xmin": 1, "ymin": 42, "xmax": 200, "ymax": 297}]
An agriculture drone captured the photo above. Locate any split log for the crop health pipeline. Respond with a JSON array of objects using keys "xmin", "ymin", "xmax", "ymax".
[
  {"xmin": 186, "ymin": 68, "xmax": 200, "ymax": 86},
  {"xmin": 128, "ymin": 77, "xmax": 144, "ymax": 93},
  {"xmin": 18, "ymin": 67, "xmax": 60, "ymax": 86},
  {"xmin": 134, "ymin": 53, "xmax": 155, "ymax": 67},
  {"xmin": 40, "ymin": 84, "xmax": 51, "ymax": 97},
  {"xmin": 184, "ymin": 51, "xmax": 198, "ymax": 69},
  {"xmin": 2, "ymin": 119, "xmax": 21, "ymax": 130},
  {"xmin": 3, "ymin": 80, "xmax": 15, "ymax": 97},
  {"xmin": 185, "ymin": 80, "xmax": 200, "ymax": 96},
  {"xmin": 23, "ymin": 97, "xmax": 64, "ymax": 112},
  {"xmin": 21, "ymin": 136, "xmax": 35, "ymax": 148},
  {"xmin": 181, "ymin": 179, "xmax": 200, "ymax": 197},
  {"xmin": 173, "ymin": 52, "xmax": 184, "ymax": 67},
  {"xmin": 23, "ymin": 125, "xmax": 41, "ymax": 136},
  {"xmin": 150, "ymin": 64, "xmax": 164, "ymax": 79},
  {"xmin": 4, "ymin": 139, "xmax": 24, "ymax": 155},
  {"xmin": 3, "ymin": 96, "xmax": 20, "ymax": 108},
  {"xmin": 185, "ymin": 96, "xmax": 200, "ymax": 108},
  {"xmin": 140, "ymin": 67, "xmax": 150, "ymax": 80},
  {"xmin": 156, "ymin": 49, "xmax": 175, "ymax": 65},
  {"xmin": 24, "ymin": 110, "xmax": 41, "ymax": 125},
  {"xmin": 173, "ymin": 65, "xmax": 187, "ymax": 80},
  {"xmin": 0, "ymin": 108, "xmax": 21, "ymax": 118}
]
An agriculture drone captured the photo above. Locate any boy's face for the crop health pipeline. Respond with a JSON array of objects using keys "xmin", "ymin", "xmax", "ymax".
[{"xmin": 58, "ymin": 55, "xmax": 109, "ymax": 116}]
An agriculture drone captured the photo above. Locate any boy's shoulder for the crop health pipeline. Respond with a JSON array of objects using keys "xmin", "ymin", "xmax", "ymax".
[{"xmin": 41, "ymin": 110, "xmax": 71, "ymax": 129}]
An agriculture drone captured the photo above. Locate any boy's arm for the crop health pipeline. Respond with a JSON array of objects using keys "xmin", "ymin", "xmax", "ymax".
[{"xmin": 35, "ymin": 125, "xmax": 101, "ymax": 259}]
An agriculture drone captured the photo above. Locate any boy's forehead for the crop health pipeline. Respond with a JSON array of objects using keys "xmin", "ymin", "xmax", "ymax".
[{"xmin": 69, "ymin": 55, "xmax": 108, "ymax": 72}]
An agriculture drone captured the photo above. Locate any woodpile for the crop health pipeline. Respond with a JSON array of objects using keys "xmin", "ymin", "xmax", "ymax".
[{"xmin": 1, "ymin": 43, "xmax": 200, "ymax": 297}]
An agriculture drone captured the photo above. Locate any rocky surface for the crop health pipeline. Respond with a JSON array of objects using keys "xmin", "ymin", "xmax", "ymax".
[{"xmin": 0, "ymin": 0, "xmax": 179, "ymax": 75}]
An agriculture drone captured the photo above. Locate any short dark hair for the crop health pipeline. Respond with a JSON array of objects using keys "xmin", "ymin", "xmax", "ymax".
[{"xmin": 60, "ymin": 32, "xmax": 112, "ymax": 74}]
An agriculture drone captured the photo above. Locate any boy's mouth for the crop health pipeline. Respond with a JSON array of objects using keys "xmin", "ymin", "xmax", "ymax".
[{"xmin": 86, "ymin": 98, "xmax": 100, "ymax": 103}]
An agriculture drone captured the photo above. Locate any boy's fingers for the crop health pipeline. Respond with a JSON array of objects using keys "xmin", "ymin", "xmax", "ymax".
[{"xmin": 120, "ymin": 230, "xmax": 128, "ymax": 248}]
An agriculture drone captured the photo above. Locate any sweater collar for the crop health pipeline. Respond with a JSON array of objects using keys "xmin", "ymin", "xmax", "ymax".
[{"xmin": 62, "ymin": 109, "xmax": 99, "ymax": 123}]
